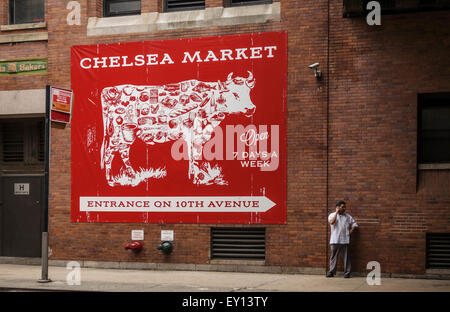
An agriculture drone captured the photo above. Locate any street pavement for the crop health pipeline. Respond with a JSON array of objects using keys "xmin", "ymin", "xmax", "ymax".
[{"xmin": 0, "ymin": 263, "xmax": 449, "ymax": 292}]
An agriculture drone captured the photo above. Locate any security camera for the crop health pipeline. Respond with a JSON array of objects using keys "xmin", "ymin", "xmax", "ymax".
[{"xmin": 308, "ymin": 62, "xmax": 322, "ymax": 79}]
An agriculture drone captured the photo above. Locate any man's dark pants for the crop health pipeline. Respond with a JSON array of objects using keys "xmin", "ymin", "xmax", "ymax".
[{"xmin": 328, "ymin": 244, "xmax": 351, "ymax": 275}]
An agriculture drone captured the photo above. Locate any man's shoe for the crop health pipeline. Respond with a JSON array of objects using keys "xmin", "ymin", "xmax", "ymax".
[
  {"xmin": 326, "ymin": 272, "xmax": 334, "ymax": 278},
  {"xmin": 344, "ymin": 273, "xmax": 351, "ymax": 278}
]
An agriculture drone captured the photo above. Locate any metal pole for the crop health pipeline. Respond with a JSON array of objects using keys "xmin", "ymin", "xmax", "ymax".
[
  {"xmin": 38, "ymin": 86, "xmax": 51, "ymax": 283},
  {"xmin": 38, "ymin": 232, "xmax": 51, "ymax": 282}
]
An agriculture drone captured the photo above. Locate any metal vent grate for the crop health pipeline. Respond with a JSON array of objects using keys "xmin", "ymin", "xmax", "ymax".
[
  {"xmin": 426, "ymin": 233, "xmax": 450, "ymax": 269},
  {"xmin": 1, "ymin": 122, "xmax": 24, "ymax": 162},
  {"xmin": 165, "ymin": 0, "xmax": 205, "ymax": 12},
  {"xmin": 211, "ymin": 227, "xmax": 265, "ymax": 260}
]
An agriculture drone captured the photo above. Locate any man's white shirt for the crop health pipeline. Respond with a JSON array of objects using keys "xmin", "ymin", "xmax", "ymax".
[{"xmin": 328, "ymin": 212, "xmax": 358, "ymax": 244}]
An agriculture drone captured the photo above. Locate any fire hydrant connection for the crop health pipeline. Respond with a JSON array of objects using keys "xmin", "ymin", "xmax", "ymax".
[
  {"xmin": 124, "ymin": 241, "xmax": 143, "ymax": 253},
  {"xmin": 157, "ymin": 241, "xmax": 173, "ymax": 255}
]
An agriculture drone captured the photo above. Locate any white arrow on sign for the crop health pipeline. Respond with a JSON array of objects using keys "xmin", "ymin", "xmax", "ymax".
[{"xmin": 80, "ymin": 196, "xmax": 276, "ymax": 213}]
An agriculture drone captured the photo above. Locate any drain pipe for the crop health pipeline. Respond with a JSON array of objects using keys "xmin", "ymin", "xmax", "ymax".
[{"xmin": 325, "ymin": 0, "xmax": 331, "ymax": 271}]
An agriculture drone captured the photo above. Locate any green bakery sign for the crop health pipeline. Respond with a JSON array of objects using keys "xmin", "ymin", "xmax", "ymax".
[{"xmin": 0, "ymin": 59, "xmax": 47, "ymax": 75}]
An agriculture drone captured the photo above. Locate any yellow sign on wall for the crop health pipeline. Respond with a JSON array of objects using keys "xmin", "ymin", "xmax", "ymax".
[{"xmin": 0, "ymin": 59, "xmax": 47, "ymax": 75}]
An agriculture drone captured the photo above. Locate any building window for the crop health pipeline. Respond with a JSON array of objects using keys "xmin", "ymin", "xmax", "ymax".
[
  {"xmin": 163, "ymin": 0, "xmax": 205, "ymax": 12},
  {"xmin": 227, "ymin": 0, "xmax": 273, "ymax": 6},
  {"xmin": 0, "ymin": 119, "xmax": 44, "ymax": 165},
  {"xmin": 343, "ymin": 0, "xmax": 450, "ymax": 17},
  {"xmin": 103, "ymin": 0, "xmax": 141, "ymax": 17},
  {"xmin": 418, "ymin": 93, "xmax": 450, "ymax": 164},
  {"xmin": 9, "ymin": 0, "xmax": 45, "ymax": 24}
]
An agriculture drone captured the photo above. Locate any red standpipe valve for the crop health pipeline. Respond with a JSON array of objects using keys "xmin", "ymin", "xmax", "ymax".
[{"xmin": 124, "ymin": 241, "xmax": 143, "ymax": 253}]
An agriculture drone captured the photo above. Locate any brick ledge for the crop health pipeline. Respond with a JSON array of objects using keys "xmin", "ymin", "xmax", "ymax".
[
  {"xmin": 0, "ymin": 32, "xmax": 48, "ymax": 44},
  {"xmin": 0, "ymin": 22, "xmax": 46, "ymax": 32},
  {"xmin": 87, "ymin": 3, "xmax": 281, "ymax": 37},
  {"xmin": 47, "ymin": 259, "xmax": 324, "ymax": 275}
]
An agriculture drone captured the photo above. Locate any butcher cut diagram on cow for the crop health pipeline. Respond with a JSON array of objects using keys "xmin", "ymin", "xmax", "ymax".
[{"xmin": 100, "ymin": 71, "xmax": 256, "ymax": 187}]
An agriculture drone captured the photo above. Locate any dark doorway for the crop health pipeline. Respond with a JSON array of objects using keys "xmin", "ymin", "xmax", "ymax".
[
  {"xmin": 0, "ymin": 118, "xmax": 45, "ymax": 257},
  {"xmin": 0, "ymin": 175, "xmax": 43, "ymax": 257}
]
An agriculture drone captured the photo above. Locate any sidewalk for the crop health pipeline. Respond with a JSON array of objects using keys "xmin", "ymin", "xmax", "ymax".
[{"xmin": 0, "ymin": 263, "xmax": 449, "ymax": 292}]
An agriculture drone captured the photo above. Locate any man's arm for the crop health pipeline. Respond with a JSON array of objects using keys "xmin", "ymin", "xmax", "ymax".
[
  {"xmin": 329, "ymin": 207, "xmax": 339, "ymax": 225},
  {"xmin": 349, "ymin": 216, "xmax": 358, "ymax": 234}
]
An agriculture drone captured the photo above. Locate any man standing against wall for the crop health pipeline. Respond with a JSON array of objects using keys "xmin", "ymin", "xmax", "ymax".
[{"xmin": 326, "ymin": 201, "xmax": 358, "ymax": 278}]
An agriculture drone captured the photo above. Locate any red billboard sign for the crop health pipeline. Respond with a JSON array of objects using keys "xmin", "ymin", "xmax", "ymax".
[{"xmin": 71, "ymin": 31, "xmax": 287, "ymax": 223}]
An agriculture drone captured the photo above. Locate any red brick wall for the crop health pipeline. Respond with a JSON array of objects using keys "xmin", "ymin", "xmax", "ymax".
[
  {"xmin": 0, "ymin": 1, "xmax": 8, "ymax": 25},
  {"xmin": 0, "ymin": 0, "xmax": 445, "ymax": 275},
  {"xmin": 328, "ymin": 2, "xmax": 450, "ymax": 274},
  {"xmin": 142, "ymin": 0, "xmax": 159, "ymax": 13},
  {"xmin": 0, "ymin": 49, "xmax": 48, "ymax": 91}
]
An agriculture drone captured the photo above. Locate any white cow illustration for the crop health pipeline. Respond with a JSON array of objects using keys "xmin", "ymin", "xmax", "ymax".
[{"xmin": 100, "ymin": 71, "xmax": 256, "ymax": 186}]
